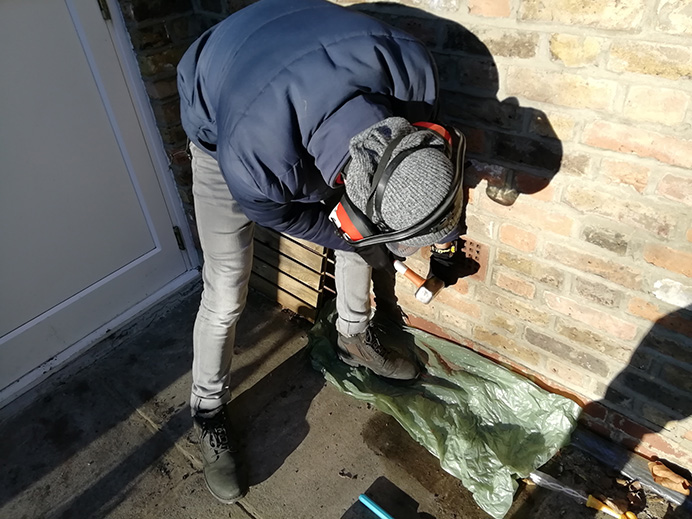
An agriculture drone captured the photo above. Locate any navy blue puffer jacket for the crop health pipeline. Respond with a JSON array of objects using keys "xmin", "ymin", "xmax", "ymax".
[{"xmin": 177, "ymin": 0, "xmax": 439, "ymax": 250}]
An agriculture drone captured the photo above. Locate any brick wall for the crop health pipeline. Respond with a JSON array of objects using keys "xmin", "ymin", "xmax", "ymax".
[
  {"xmin": 115, "ymin": 0, "xmax": 692, "ymax": 469},
  {"xmin": 334, "ymin": 0, "xmax": 692, "ymax": 469}
]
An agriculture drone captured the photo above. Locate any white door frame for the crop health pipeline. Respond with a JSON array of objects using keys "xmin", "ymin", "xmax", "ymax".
[
  {"xmin": 0, "ymin": 0, "xmax": 201, "ymax": 409},
  {"xmin": 105, "ymin": 0, "xmax": 200, "ymax": 270}
]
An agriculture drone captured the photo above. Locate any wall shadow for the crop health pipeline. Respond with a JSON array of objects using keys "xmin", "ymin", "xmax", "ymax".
[
  {"xmin": 350, "ymin": 3, "xmax": 560, "ymax": 330},
  {"xmin": 583, "ymin": 305, "xmax": 692, "ymax": 517},
  {"xmin": 350, "ymin": 3, "xmax": 563, "ymax": 209}
]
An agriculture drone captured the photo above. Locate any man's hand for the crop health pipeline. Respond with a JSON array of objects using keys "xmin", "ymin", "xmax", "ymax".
[
  {"xmin": 356, "ymin": 244, "xmax": 396, "ymax": 274},
  {"xmin": 428, "ymin": 239, "xmax": 480, "ymax": 287}
]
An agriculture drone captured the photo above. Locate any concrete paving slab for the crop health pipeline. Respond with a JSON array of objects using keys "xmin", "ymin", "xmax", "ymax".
[
  {"xmin": 0, "ymin": 388, "xmax": 186, "ymax": 518},
  {"xmin": 0, "ymin": 287, "xmax": 313, "ymax": 519},
  {"xmin": 3, "ymin": 284, "xmax": 675, "ymax": 519},
  {"xmin": 228, "ymin": 344, "xmax": 496, "ymax": 519}
]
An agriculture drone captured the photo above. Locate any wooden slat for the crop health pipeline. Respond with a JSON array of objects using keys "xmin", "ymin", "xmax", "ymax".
[
  {"xmin": 251, "ymin": 259, "xmax": 320, "ymax": 307},
  {"xmin": 253, "ymin": 241, "xmax": 322, "ymax": 291},
  {"xmin": 254, "ymin": 226, "xmax": 327, "ymax": 259},
  {"xmin": 254, "ymin": 237, "xmax": 324, "ymax": 272},
  {"xmin": 249, "ymin": 275, "xmax": 317, "ymax": 322},
  {"xmin": 249, "ymin": 227, "xmax": 332, "ymax": 319}
]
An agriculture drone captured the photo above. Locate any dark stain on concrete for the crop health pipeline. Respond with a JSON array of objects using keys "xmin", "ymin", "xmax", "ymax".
[{"xmin": 362, "ymin": 412, "xmax": 490, "ymax": 519}]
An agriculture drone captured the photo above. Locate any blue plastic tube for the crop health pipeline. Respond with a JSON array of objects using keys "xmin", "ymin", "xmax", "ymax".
[{"xmin": 358, "ymin": 494, "xmax": 395, "ymax": 519}]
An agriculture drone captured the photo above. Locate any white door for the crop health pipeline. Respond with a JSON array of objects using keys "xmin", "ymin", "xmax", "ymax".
[{"xmin": 0, "ymin": 0, "xmax": 192, "ymax": 396}]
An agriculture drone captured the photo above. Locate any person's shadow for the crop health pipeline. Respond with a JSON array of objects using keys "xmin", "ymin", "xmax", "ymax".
[
  {"xmin": 350, "ymin": 2, "xmax": 563, "ymax": 211},
  {"xmin": 347, "ymin": 4, "xmax": 563, "ymax": 322},
  {"xmin": 583, "ymin": 305, "xmax": 692, "ymax": 517}
]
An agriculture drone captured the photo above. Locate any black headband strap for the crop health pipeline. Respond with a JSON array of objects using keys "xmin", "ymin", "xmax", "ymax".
[
  {"xmin": 346, "ymin": 127, "xmax": 466, "ymax": 248},
  {"xmin": 368, "ymin": 144, "xmax": 429, "ymax": 226},
  {"xmin": 365, "ymin": 133, "xmax": 407, "ymax": 220},
  {"xmin": 366, "ymin": 130, "xmax": 441, "ymax": 223}
]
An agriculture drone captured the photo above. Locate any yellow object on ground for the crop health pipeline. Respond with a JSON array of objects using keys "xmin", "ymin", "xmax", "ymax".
[{"xmin": 586, "ymin": 495, "xmax": 620, "ymax": 517}]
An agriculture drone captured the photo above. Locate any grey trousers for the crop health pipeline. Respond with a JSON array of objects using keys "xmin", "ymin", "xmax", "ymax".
[{"xmin": 190, "ymin": 143, "xmax": 371, "ymax": 412}]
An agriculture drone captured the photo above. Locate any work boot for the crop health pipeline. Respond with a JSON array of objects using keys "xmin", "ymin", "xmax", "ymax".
[
  {"xmin": 193, "ymin": 405, "xmax": 247, "ymax": 504},
  {"xmin": 337, "ymin": 326, "xmax": 420, "ymax": 380}
]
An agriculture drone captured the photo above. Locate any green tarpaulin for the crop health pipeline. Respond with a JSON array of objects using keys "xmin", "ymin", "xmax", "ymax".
[{"xmin": 309, "ymin": 307, "xmax": 581, "ymax": 518}]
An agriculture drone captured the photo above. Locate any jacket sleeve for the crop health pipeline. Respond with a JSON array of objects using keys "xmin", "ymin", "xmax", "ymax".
[
  {"xmin": 237, "ymin": 198, "xmax": 353, "ymax": 251},
  {"xmin": 220, "ymin": 152, "xmax": 353, "ymax": 250},
  {"xmin": 224, "ymin": 170, "xmax": 354, "ymax": 251}
]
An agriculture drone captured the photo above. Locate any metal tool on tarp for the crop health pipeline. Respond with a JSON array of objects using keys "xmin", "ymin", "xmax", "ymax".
[{"xmin": 528, "ymin": 470, "xmax": 637, "ymax": 519}]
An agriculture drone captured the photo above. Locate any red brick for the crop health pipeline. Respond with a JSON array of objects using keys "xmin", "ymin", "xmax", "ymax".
[
  {"xmin": 624, "ymin": 298, "xmax": 692, "ymax": 338},
  {"xmin": 499, "ymin": 224, "xmax": 537, "ymax": 252},
  {"xmin": 643, "ymin": 244, "xmax": 692, "ymax": 277},
  {"xmin": 610, "ymin": 414, "xmax": 655, "ymax": 439},
  {"xmin": 516, "ymin": 173, "xmax": 554, "ymax": 201},
  {"xmin": 494, "ymin": 270, "xmax": 536, "ymax": 299},
  {"xmin": 583, "ymin": 401, "xmax": 609, "ymax": 421},
  {"xmin": 545, "ymin": 292, "xmax": 638, "ymax": 340},
  {"xmin": 628, "ymin": 297, "xmax": 665, "ymax": 322},
  {"xmin": 434, "ymin": 290, "xmax": 482, "ymax": 319},
  {"xmin": 480, "ymin": 196, "xmax": 574, "ymax": 236},
  {"xmin": 583, "ymin": 120, "xmax": 692, "ymax": 169},
  {"xmin": 544, "ymin": 243, "xmax": 643, "ymax": 290},
  {"xmin": 405, "ymin": 314, "xmax": 457, "ymax": 343},
  {"xmin": 452, "ymin": 279, "xmax": 469, "ymax": 296},
  {"xmin": 641, "ymin": 432, "xmax": 689, "ymax": 459},
  {"xmin": 632, "ymin": 443, "xmax": 658, "ymax": 461},
  {"xmin": 600, "ymin": 159, "xmax": 649, "ymax": 193},
  {"xmin": 461, "ymin": 239, "xmax": 490, "ymax": 282},
  {"xmin": 656, "ymin": 174, "xmax": 692, "ymax": 205},
  {"xmin": 585, "ymin": 419, "xmax": 617, "ymax": 441},
  {"xmin": 469, "ymin": 0, "xmax": 510, "ymax": 17},
  {"xmin": 461, "ymin": 126, "xmax": 486, "ymax": 154}
]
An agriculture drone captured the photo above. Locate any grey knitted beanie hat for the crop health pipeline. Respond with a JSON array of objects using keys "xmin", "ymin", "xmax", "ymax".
[{"xmin": 345, "ymin": 117, "xmax": 462, "ymax": 253}]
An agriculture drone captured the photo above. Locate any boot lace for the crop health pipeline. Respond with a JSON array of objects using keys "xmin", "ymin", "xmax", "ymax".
[
  {"xmin": 200, "ymin": 414, "xmax": 230, "ymax": 457},
  {"xmin": 364, "ymin": 326, "xmax": 389, "ymax": 358}
]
